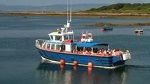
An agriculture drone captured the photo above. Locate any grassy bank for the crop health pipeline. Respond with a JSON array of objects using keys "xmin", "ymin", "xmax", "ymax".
[
  {"xmin": 1, "ymin": 12, "xmax": 150, "ymax": 17},
  {"xmin": 1, "ymin": 12, "xmax": 150, "ymax": 27},
  {"xmin": 1, "ymin": 3, "xmax": 150, "ymax": 17},
  {"xmin": 86, "ymin": 3, "xmax": 150, "ymax": 14}
]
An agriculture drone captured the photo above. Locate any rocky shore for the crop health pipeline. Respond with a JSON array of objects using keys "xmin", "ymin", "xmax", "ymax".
[{"xmin": 1, "ymin": 12, "xmax": 150, "ymax": 27}]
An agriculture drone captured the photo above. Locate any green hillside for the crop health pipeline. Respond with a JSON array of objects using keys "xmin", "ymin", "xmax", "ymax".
[{"xmin": 86, "ymin": 3, "xmax": 150, "ymax": 13}]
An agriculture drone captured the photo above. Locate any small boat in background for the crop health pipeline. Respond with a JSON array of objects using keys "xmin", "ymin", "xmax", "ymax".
[
  {"xmin": 101, "ymin": 26, "xmax": 113, "ymax": 31},
  {"xmin": 134, "ymin": 28, "xmax": 143, "ymax": 34}
]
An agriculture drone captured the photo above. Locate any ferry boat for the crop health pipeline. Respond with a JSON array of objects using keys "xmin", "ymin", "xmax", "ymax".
[{"xmin": 35, "ymin": 0, "xmax": 131, "ymax": 69}]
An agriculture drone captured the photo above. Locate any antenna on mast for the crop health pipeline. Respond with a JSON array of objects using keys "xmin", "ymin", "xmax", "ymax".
[
  {"xmin": 66, "ymin": 0, "xmax": 71, "ymax": 28},
  {"xmin": 67, "ymin": 0, "xmax": 69, "ymax": 23},
  {"xmin": 69, "ymin": 0, "xmax": 72, "ymax": 22}
]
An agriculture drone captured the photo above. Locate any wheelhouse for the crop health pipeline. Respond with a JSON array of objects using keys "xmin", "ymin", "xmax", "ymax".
[{"xmin": 45, "ymin": 27, "xmax": 74, "ymax": 52}]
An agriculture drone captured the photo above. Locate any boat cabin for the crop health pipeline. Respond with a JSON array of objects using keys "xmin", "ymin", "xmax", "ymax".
[{"xmin": 43, "ymin": 27, "xmax": 74, "ymax": 52}]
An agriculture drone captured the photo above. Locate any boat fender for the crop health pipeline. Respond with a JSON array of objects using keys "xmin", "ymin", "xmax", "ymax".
[
  {"xmin": 73, "ymin": 61, "xmax": 78, "ymax": 66},
  {"xmin": 88, "ymin": 62, "xmax": 93, "ymax": 68},
  {"xmin": 60, "ymin": 59, "xmax": 65, "ymax": 65}
]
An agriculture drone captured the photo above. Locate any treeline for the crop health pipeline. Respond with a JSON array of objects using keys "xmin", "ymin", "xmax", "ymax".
[{"xmin": 86, "ymin": 3, "xmax": 150, "ymax": 13}]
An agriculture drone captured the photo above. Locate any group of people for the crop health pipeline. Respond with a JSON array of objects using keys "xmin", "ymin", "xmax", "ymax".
[
  {"xmin": 73, "ymin": 48, "xmax": 123, "ymax": 57},
  {"xmin": 96, "ymin": 49, "xmax": 123, "ymax": 56}
]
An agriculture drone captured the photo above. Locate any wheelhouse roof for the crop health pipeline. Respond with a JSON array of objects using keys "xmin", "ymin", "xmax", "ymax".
[
  {"xmin": 73, "ymin": 42, "xmax": 108, "ymax": 47},
  {"xmin": 48, "ymin": 31, "xmax": 73, "ymax": 36}
]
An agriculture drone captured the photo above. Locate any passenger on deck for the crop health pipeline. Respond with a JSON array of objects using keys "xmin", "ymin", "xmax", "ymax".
[
  {"xmin": 73, "ymin": 49, "xmax": 77, "ymax": 53},
  {"xmin": 106, "ymin": 50, "xmax": 112, "ymax": 56},
  {"xmin": 84, "ymin": 50, "xmax": 91, "ymax": 55},
  {"xmin": 112, "ymin": 49, "xmax": 123, "ymax": 56},
  {"xmin": 97, "ymin": 50, "xmax": 103, "ymax": 56}
]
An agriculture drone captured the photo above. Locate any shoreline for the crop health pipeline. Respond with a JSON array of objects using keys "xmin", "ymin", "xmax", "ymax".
[
  {"xmin": 1, "ymin": 12, "xmax": 150, "ymax": 17},
  {"xmin": 85, "ymin": 22, "xmax": 150, "ymax": 27},
  {"xmin": 1, "ymin": 12, "xmax": 150, "ymax": 27}
]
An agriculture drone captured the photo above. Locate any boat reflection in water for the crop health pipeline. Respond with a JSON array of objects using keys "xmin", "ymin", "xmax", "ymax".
[{"xmin": 37, "ymin": 62, "xmax": 128, "ymax": 84}]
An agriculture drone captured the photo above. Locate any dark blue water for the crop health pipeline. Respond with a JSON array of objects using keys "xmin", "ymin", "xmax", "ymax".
[{"xmin": 0, "ymin": 15, "xmax": 150, "ymax": 84}]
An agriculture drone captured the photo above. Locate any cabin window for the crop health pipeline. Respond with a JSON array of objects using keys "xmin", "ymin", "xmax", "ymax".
[
  {"xmin": 50, "ymin": 36, "xmax": 53, "ymax": 40},
  {"xmin": 61, "ymin": 45, "xmax": 65, "ymax": 51},
  {"xmin": 55, "ymin": 36, "xmax": 62, "ymax": 41},
  {"xmin": 47, "ymin": 44, "xmax": 50, "ymax": 49},
  {"xmin": 64, "ymin": 35, "xmax": 73, "ymax": 40},
  {"xmin": 56, "ymin": 45, "xmax": 61, "ymax": 50},
  {"xmin": 64, "ymin": 35, "xmax": 68, "ymax": 40},
  {"xmin": 69, "ymin": 35, "xmax": 73, "ymax": 39},
  {"xmin": 51, "ymin": 44, "xmax": 55, "ymax": 50}
]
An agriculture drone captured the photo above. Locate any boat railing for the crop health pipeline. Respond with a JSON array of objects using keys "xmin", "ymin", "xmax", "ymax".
[{"xmin": 72, "ymin": 48, "xmax": 126, "ymax": 57}]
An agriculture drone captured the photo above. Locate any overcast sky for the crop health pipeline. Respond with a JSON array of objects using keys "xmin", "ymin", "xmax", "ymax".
[{"xmin": 0, "ymin": 0, "xmax": 150, "ymax": 6}]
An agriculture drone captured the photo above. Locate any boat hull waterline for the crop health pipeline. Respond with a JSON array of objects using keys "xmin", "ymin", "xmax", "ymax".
[{"xmin": 38, "ymin": 49, "xmax": 125, "ymax": 69}]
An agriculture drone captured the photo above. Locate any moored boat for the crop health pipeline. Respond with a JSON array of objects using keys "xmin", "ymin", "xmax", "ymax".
[
  {"xmin": 134, "ymin": 28, "xmax": 143, "ymax": 34},
  {"xmin": 101, "ymin": 27, "xmax": 113, "ymax": 31}
]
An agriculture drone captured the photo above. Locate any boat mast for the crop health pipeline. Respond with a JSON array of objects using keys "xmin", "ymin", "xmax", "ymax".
[
  {"xmin": 66, "ymin": 0, "xmax": 71, "ymax": 28},
  {"xmin": 69, "ymin": 0, "xmax": 72, "ymax": 23},
  {"xmin": 67, "ymin": 0, "xmax": 69, "ymax": 23}
]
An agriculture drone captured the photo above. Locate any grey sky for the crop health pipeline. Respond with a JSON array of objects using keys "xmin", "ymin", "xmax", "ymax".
[{"xmin": 0, "ymin": 0, "xmax": 150, "ymax": 6}]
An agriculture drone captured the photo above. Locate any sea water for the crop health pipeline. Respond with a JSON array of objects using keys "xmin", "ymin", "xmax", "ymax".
[{"xmin": 0, "ymin": 15, "xmax": 150, "ymax": 84}]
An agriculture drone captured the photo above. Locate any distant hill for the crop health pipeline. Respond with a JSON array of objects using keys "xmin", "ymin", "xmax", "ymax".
[
  {"xmin": 86, "ymin": 3, "xmax": 150, "ymax": 13},
  {"xmin": 0, "ymin": 4, "xmax": 105, "ymax": 12}
]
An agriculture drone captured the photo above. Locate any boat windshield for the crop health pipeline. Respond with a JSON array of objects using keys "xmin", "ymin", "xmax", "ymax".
[
  {"xmin": 64, "ymin": 35, "xmax": 73, "ymax": 40},
  {"xmin": 55, "ymin": 36, "xmax": 62, "ymax": 41}
]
